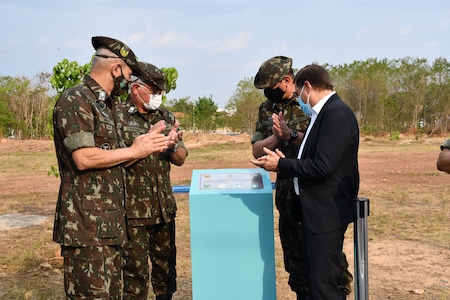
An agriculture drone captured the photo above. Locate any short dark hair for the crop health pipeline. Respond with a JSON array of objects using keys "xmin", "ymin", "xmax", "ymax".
[
  {"xmin": 286, "ymin": 68, "xmax": 295, "ymax": 79},
  {"xmin": 294, "ymin": 63, "xmax": 333, "ymax": 91}
]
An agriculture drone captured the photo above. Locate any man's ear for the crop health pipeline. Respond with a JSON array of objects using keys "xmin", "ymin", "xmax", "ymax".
[
  {"xmin": 130, "ymin": 83, "xmax": 139, "ymax": 95},
  {"xmin": 111, "ymin": 63, "xmax": 122, "ymax": 76},
  {"xmin": 304, "ymin": 81, "xmax": 312, "ymax": 91},
  {"xmin": 283, "ymin": 75, "xmax": 292, "ymax": 83}
]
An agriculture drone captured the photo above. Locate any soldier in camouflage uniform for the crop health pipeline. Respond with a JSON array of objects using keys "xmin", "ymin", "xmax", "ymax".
[
  {"xmin": 252, "ymin": 56, "xmax": 352, "ymax": 300},
  {"xmin": 116, "ymin": 62, "xmax": 188, "ymax": 300},
  {"xmin": 52, "ymin": 36, "xmax": 169, "ymax": 299}
]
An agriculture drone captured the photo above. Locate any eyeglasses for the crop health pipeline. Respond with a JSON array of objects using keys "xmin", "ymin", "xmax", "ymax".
[
  {"xmin": 137, "ymin": 83, "xmax": 165, "ymax": 96},
  {"xmin": 295, "ymin": 82, "xmax": 309, "ymax": 96}
]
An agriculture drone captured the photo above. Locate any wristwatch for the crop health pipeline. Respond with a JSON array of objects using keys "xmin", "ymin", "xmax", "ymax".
[
  {"xmin": 169, "ymin": 143, "xmax": 179, "ymax": 153},
  {"xmin": 289, "ymin": 130, "xmax": 298, "ymax": 142}
]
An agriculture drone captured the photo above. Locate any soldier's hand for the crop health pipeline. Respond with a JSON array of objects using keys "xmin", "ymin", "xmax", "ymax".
[
  {"xmin": 148, "ymin": 120, "xmax": 166, "ymax": 134},
  {"xmin": 272, "ymin": 112, "xmax": 292, "ymax": 141},
  {"xmin": 132, "ymin": 124, "xmax": 169, "ymax": 158},
  {"xmin": 167, "ymin": 121, "xmax": 184, "ymax": 149}
]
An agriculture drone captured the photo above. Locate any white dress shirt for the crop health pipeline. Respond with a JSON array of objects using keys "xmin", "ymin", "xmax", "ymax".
[{"xmin": 294, "ymin": 91, "xmax": 336, "ymax": 195}]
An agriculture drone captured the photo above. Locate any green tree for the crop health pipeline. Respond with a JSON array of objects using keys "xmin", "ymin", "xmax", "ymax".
[
  {"xmin": 0, "ymin": 76, "xmax": 16, "ymax": 137},
  {"xmin": 50, "ymin": 59, "xmax": 91, "ymax": 98},
  {"xmin": 164, "ymin": 96, "xmax": 195, "ymax": 130},
  {"xmin": 329, "ymin": 59, "xmax": 390, "ymax": 135},
  {"xmin": 0, "ymin": 73, "xmax": 53, "ymax": 138},
  {"xmin": 225, "ymin": 76, "xmax": 264, "ymax": 135},
  {"xmin": 194, "ymin": 96, "xmax": 218, "ymax": 132},
  {"xmin": 4, "ymin": 55, "xmax": 450, "ymax": 140},
  {"xmin": 213, "ymin": 109, "xmax": 229, "ymax": 131},
  {"xmin": 390, "ymin": 57, "xmax": 430, "ymax": 133},
  {"xmin": 328, "ymin": 57, "xmax": 450, "ymax": 136},
  {"xmin": 161, "ymin": 67, "xmax": 178, "ymax": 93},
  {"xmin": 427, "ymin": 58, "xmax": 450, "ymax": 134},
  {"xmin": 50, "ymin": 59, "xmax": 178, "ymax": 103}
]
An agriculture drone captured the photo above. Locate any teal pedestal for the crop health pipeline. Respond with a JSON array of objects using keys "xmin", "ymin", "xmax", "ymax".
[{"xmin": 189, "ymin": 168, "xmax": 276, "ymax": 300}]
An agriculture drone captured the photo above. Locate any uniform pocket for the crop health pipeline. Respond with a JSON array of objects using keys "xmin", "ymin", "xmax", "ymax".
[{"xmin": 82, "ymin": 194, "xmax": 122, "ymax": 239}]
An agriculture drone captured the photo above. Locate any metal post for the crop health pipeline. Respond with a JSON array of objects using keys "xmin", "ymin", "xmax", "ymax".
[{"xmin": 354, "ymin": 197, "xmax": 369, "ymax": 300}]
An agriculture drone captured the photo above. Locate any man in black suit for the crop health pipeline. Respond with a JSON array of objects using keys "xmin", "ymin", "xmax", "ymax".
[{"xmin": 251, "ymin": 63, "xmax": 359, "ymax": 299}]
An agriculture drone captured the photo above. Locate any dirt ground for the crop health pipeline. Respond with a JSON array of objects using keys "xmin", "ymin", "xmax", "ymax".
[
  {"xmin": 172, "ymin": 133, "xmax": 450, "ymax": 299},
  {"xmin": 0, "ymin": 134, "xmax": 449, "ymax": 299}
]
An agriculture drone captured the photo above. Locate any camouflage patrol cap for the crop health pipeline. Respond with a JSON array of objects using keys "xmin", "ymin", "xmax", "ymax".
[
  {"xmin": 92, "ymin": 36, "xmax": 141, "ymax": 75},
  {"xmin": 254, "ymin": 56, "xmax": 293, "ymax": 89},
  {"xmin": 138, "ymin": 62, "xmax": 166, "ymax": 91}
]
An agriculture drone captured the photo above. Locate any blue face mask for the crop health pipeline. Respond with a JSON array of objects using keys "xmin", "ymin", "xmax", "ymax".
[{"xmin": 297, "ymin": 85, "xmax": 312, "ymax": 116}]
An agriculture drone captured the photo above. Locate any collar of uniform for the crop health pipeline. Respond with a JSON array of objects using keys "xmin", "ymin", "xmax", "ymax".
[
  {"xmin": 124, "ymin": 96, "xmax": 139, "ymax": 114},
  {"xmin": 285, "ymin": 95, "xmax": 299, "ymax": 106},
  {"xmin": 142, "ymin": 107, "xmax": 163, "ymax": 115},
  {"xmin": 275, "ymin": 95, "xmax": 298, "ymax": 106},
  {"xmin": 267, "ymin": 95, "xmax": 298, "ymax": 110},
  {"xmin": 84, "ymin": 75, "xmax": 109, "ymax": 102},
  {"xmin": 127, "ymin": 105, "xmax": 138, "ymax": 114}
]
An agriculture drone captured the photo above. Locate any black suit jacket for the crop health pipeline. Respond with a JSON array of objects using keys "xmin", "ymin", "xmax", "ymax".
[{"xmin": 278, "ymin": 93, "xmax": 359, "ymax": 233}]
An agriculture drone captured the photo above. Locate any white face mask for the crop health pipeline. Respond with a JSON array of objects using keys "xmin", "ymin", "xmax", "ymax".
[
  {"xmin": 138, "ymin": 85, "xmax": 163, "ymax": 111},
  {"xmin": 144, "ymin": 94, "xmax": 163, "ymax": 110}
]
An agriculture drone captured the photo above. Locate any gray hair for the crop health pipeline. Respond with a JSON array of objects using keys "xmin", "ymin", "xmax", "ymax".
[
  {"xmin": 91, "ymin": 48, "xmax": 123, "ymax": 70},
  {"xmin": 128, "ymin": 75, "xmax": 143, "ymax": 93}
]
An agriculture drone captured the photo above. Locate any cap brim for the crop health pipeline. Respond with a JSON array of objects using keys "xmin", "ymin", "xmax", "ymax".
[{"xmin": 91, "ymin": 36, "xmax": 113, "ymax": 50}]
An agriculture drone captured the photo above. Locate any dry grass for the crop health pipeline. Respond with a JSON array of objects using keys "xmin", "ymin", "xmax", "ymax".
[{"xmin": 0, "ymin": 134, "xmax": 449, "ymax": 299}]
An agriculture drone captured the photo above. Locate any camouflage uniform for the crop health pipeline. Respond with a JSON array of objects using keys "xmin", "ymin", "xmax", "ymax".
[
  {"xmin": 252, "ymin": 56, "xmax": 352, "ymax": 299},
  {"xmin": 53, "ymin": 75, "xmax": 128, "ymax": 299},
  {"xmin": 53, "ymin": 36, "xmax": 142, "ymax": 299},
  {"xmin": 252, "ymin": 96, "xmax": 311, "ymax": 297},
  {"xmin": 116, "ymin": 99, "xmax": 187, "ymax": 300}
]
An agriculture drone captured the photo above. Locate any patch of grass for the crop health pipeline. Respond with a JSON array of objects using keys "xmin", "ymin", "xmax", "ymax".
[
  {"xmin": 0, "ymin": 152, "xmax": 55, "ymax": 171},
  {"xmin": 389, "ymin": 131, "xmax": 400, "ymax": 140},
  {"xmin": 0, "ymin": 192, "xmax": 56, "ymax": 215},
  {"xmin": 0, "ymin": 221, "xmax": 64, "ymax": 300}
]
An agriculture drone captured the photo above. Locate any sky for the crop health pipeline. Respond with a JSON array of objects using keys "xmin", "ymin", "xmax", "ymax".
[{"xmin": 1, "ymin": 0, "xmax": 449, "ymax": 108}]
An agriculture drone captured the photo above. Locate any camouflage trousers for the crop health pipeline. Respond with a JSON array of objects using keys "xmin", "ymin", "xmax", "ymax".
[
  {"xmin": 123, "ymin": 220, "xmax": 177, "ymax": 300},
  {"xmin": 279, "ymin": 214, "xmax": 309, "ymax": 296},
  {"xmin": 279, "ymin": 214, "xmax": 353, "ymax": 298},
  {"xmin": 61, "ymin": 245, "xmax": 122, "ymax": 300}
]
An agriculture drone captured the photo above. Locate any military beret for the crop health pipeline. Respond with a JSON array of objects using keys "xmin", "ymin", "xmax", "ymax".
[
  {"xmin": 92, "ymin": 36, "xmax": 141, "ymax": 75},
  {"xmin": 138, "ymin": 62, "xmax": 166, "ymax": 91},
  {"xmin": 254, "ymin": 56, "xmax": 293, "ymax": 89}
]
